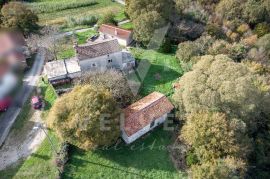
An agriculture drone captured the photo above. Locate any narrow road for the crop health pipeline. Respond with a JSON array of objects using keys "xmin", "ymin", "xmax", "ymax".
[{"xmin": 0, "ymin": 49, "xmax": 45, "ymax": 147}]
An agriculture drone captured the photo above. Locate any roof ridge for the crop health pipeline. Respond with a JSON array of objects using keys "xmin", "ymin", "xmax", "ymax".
[
  {"xmin": 78, "ymin": 39, "xmax": 118, "ymax": 47},
  {"xmin": 125, "ymin": 94, "xmax": 166, "ymax": 119}
]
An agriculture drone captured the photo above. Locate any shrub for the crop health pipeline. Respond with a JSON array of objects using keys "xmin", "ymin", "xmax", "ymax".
[
  {"xmin": 186, "ymin": 150, "xmax": 199, "ymax": 166},
  {"xmin": 191, "ymin": 157, "xmax": 246, "ymax": 179},
  {"xmin": 181, "ymin": 111, "xmax": 249, "ymax": 162},
  {"xmin": 206, "ymin": 23, "xmax": 225, "ymax": 39},
  {"xmin": 237, "ymin": 24, "xmax": 250, "ymax": 35},
  {"xmin": 254, "ymin": 23, "xmax": 270, "ymax": 37},
  {"xmin": 66, "ymin": 15, "xmax": 98, "ymax": 27},
  {"xmin": 241, "ymin": 35, "xmax": 258, "ymax": 46},
  {"xmin": 176, "ymin": 41, "xmax": 202, "ymax": 62},
  {"xmin": 98, "ymin": 11, "xmax": 117, "ymax": 25},
  {"xmin": 176, "ymin": 36, "xmax": 214, "ymax": 62},
  {"xmin": 55, "ymin": 142, "xmax": 70, "ymax": 173}
]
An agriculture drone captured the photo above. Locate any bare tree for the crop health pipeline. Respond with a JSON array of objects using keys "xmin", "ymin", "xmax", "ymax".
[{"xmin": 26, "ymin": 26, "xmax": 65, "ymax": 61}]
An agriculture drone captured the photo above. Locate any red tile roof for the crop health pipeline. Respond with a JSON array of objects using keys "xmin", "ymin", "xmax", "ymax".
[
  {"xmin": 123, "ymin": 92, "xmax": 174, "ymax": 137},
  {"xmin": 99, "ymin": 24, "xmax": 132, "ymax": 40}
]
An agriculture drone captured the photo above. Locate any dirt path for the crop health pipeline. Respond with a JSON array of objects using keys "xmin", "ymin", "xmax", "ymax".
[{"xmin": 0, "ymin": 111, "xmax": 46, "ymax": 170}]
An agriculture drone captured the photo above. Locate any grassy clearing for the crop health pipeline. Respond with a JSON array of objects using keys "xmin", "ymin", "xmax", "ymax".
[
  {"xmin": 114, "ymin": 10, "xmax": 127, "ymax": 22},
  {"xmin": 76, "ymin": 29, "xmax": 98, "ymax": 45},
  {"xmin": 27, "ymin": 0, "xmax": 123, "ymax": 26},
  {"xmin": 57, "ymin": 47, "xmax": 75, "ymax": 60},
  {"xmin": 63, "ymin": 128, "xmax": 186, "ymax": 179},
  {"xmin": 38, "ymin": 78, "xmax": 58, "ymax": 117},
  {"xmin": 119, "ymin": 21, "xmax": 133, "ymax": 30},
  {"xmin": 130, "ymin": 48, "xmax": 183, "ymax": 97}
]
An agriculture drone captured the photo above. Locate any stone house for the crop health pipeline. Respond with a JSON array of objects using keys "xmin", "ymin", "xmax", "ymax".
[{"xmin": 74, "ymin": 39, "xmax": 135, "ymax": 72}]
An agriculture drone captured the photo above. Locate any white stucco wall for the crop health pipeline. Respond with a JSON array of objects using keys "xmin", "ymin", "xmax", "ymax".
[
  {"xmin": 79, "ymin": 51, "xmax": 123, "ymax": 72},
  {"xmin": 122, "ymin": 113, "xmax": 168, "ymax": 144}
]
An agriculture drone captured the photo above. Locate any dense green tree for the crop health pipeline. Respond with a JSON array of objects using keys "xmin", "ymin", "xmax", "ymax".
[
  {"xmin": 1, "ymin": 2, "xmax": 39, "ymax": 36},
  {"xmin": 126, "ymin": 0, "xmax": 172, "ymax": 21},
  {"xmin": 48, "ymin": 85, "xmax": 121, "ymax": 150},
  {"xmin": 133, "ymin": 11, "xmax": 166, "ymax": 44},
  {"xmin": 126, "ymin": 0, "xmax": 173, "ymax": 43}
]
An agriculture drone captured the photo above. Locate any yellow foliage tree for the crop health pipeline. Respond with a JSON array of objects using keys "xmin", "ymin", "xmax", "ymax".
[{"xmin": 48, "ymin": 85, "xmax": 121, "ymax": 150}]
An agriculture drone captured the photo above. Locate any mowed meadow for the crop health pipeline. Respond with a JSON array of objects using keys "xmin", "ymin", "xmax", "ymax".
[{"xmin": 25, "ymin": 0, "xmax": 123, "ymax": 26}]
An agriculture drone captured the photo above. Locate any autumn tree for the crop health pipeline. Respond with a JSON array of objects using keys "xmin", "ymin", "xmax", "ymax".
[
  {"xmin": 181, "ymin": 111, "xmax": 250, "ymax": 162},
  {"xmin": 77, "ymin": 69, "xmax": 134, "ymax": 107},
  {"xmin": 1, "ymin": 2, "xmax": 39, "ymax": 36},
  {"xmin": 191, "ymin": 157, "xmax": 246, "ymax": 179},
  {"xmin": 173, "ymin": 55, "xmax": 268, "ymax": 122},
  {"xmin": 48, "ymin": 85, "xmax": 121, "ymax": 150}
]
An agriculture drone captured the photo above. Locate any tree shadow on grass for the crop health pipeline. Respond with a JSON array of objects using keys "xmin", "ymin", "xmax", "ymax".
[{"xmin": 64, "ymin": 128, "xmax": 178, "ymax": 178}]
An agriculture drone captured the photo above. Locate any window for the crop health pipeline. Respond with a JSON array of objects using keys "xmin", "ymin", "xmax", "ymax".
[
  {"xmin": 92, "ymin": 63, "xmax": 96, "ymax": 67},
  {"xmin": 108, "ymin": 59, "xmax": 113, "ymax": 63},
  {"xmin": 150, "ymin": 120, "xmax": 155, "ymax": 128}
]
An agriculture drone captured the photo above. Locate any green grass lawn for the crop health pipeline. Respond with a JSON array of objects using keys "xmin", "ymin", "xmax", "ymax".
[
  {"xmin": 119, "ymin": 21, "xmax": 133, "ymax": 30},
  {"xmin": 130, "ymin": 48, "xmax": 183, "ymax": 97},
  {"xmin": 114, "ymin": 10, "xmax": 128, "ymax": 22},
  {"xmin": 27, "ymin": 0, "xmax": 123, "ymax": 26},
  {"xmin": 56, "ymin": 29, "xmax": 98, "ymax": 59},
  {"xmin": 57, "ymin": 46, "xmax": 75, "ymax": 60},
  {"xmin": 63, "ymin": 128, "xmax": 186, "ymax": 179},
  {"xmin": 76, "ymin": 29, "xmax": 98, "ymax": 45}
]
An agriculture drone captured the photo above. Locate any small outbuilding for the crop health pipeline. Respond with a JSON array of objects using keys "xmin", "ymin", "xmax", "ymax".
[
  {"xmin": 122, "ymin": 92, "xmax": 174, "ymax": 144},
  {"xmin": 99, "ymin": 24, "xmax": 133, "ymax": 46},
  {"xmin": 44, "ymin": 58, "xmax": 81, "ymax": 85}
]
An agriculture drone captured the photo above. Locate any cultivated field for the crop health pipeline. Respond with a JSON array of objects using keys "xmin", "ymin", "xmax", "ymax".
[{"xmin": 26, "ymin": 0, "xmax": 123, "ymax": 26}]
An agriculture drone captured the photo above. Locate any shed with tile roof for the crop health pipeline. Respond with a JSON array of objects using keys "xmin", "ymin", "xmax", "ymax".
[
  {"xmin": 99, "ymin": 24, "xmax": 133, "ymax": 46},
  {"xmin": 121, "ymin": 92, "xmax": 174, "ymax": 144}
]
